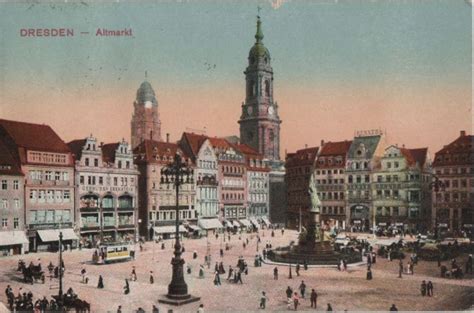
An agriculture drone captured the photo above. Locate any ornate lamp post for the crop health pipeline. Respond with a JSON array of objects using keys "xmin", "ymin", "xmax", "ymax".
[
  {"xmin": 429, "ymin": 175, "xmax": 446, "ymax": 240},
  {"xmin": 58, "ymin": 231, "xmax": 64, "ymax": 300},
  {"xmin": 158, "ymin": 153, "xmax": 200, "ymax": 306}
]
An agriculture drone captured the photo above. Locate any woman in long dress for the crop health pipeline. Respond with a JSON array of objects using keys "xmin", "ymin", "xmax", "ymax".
[{"xmin": 97, "ymin": 275, "xmax": 104, "ymax": 289}]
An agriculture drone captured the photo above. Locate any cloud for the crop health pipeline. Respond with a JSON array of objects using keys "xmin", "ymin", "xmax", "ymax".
[{"xmin": 269, "ymin": 0, "xmax": 289, "ymax": 10}]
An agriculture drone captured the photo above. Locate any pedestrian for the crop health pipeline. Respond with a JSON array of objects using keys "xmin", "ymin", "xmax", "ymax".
[
  {"xmin": 131, "ymin": 266, "xmax": 137, "ymax": 281},
  {"xmin": 303, "ymin": 260, "xmax": 308, "ymax": 270},
  {"xmin": 124, "ymin": 279, "xmax": 130, "ymax": 294},
  {"xmin": 310, "ymin": 289, "xmax": 318, "ymax": 308},
  {"xmin": 150, "ymin": 271, "xmax": 154, "ymax": 284},
  {"xmin": 466, "ymin": 254, "xmax": 473, "ymax": 274},
  {"xmin": 220, "ymin": 249, "xmax": 224, "ymax": 257},
  {"xmin": 117, "ymin": 305, "xmax": 122, "ymax": 313},
  {"xmin": 427, "ymin": 281, "xmax": 434, "ymax": 297},
  {"xmin": 273, "ymin": 267, "xmax": 278, "ymax": 280},
  {"xmin": 299, "ymin": 280, "xmax": 306, "ymax": 298},
  {"xmin": 193, "ymin": 250, "xmax": 198, "ymax": 259},
  {"xmin": 420, "ymin": 280, "xmax": 427, "ymax": 296},
  {"xmin": 236, "ymin": 270, "xmax": 243, "ymax": 284},
  {"xmin": 152, "ymin": 305, "xmax": 159, "ymax": 313},
  {"xmin": 199, "ymin": 265, "xmax": 205, "ymax": 278},
  {"xmin": 398, "ymin": 260, "xmax": 403, "ymax": 278},
  {"xmin": 197, "ymin": 304, "xmax": 204, "ymax": 313},
  {"xmin": 292, "ymin": 292, "xmax": 300, "ymax": 310},
  {"xmin": 366, "ymin": 268, "xmax": 372, "ymax": 280},
  {"xmin": 296, "ymin": 263, "xmax": 300, "ymax": 276},
  {"xmin": 437, "ymin": 254, "xmax": 441, "ymax": 267},
  {"xmin": 137, "ymin": 307, "xmax": 145, "ymax": 313},
  {"xmin": 327, "ymin": 303, "xmax": 333, "ymax": 311},
  {"xmin": 214, "ymin": 271, "xmax": 221, "ymax": 286},
  {"xmin": 287, "ymin": 297, "xmax": 293, "ymax": 310},
  {"xmin": 259, "ymin": 291, "xmax": 268, "ymax": 309},
  {"xmin": 81, "ymin": 268, "xmax": 86, "ymax": 283},
  {"xmin": 286, "ymin": 286, "xmax": 293, "ymax": 299},
  {"xmin": 97, "ymin": 275, "xmax": 104, "ymax": 289},
  {"xmin": 215, "ymin": 262, "xmax": 219, "ymax": 273},
  {"xmin": 389, "ymin": 304, "xmax": 398, "ymax": 311}
]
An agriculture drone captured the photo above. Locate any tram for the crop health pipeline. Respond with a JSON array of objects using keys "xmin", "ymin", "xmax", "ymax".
[{"xmin": 92, "ymin": 243, "xmax": 134, "ymax": 264}]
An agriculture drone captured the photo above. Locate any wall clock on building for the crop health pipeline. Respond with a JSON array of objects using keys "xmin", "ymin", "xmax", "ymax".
[
  {"xmin": 247, "ymin": 106, "xmax": 253, "ymax": 115},
  {"xmin": 267, "ymin": 106, "xmax": 274, "ymax": 115}
]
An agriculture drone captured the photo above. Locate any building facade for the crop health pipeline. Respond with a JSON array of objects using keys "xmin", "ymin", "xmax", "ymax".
[
  {"xmin": 0, "ymin": 119, "xmax": 76, "ymax": 252},
  {"xmin": 345, "ymin": 131, "xmax": 385, "ymax": 231},
  {"xmin": 131, "ymin": 80, "xmax": 162, "ymax": 149},
  {"xmin": 315, "ymin": 140, "xmax": 352, "ymax": 230},
  {"xmin": 239, "ymin": 143, "xmax": 270, "ymax": 227},
  {"xmin": 432, "ymin": 131, "xmax": 474, "ymax": 233},
  {"xmin": 134, "ymin": 140, "xmax": 196, "ymax": 239},
  {"xmin": 285, "ymin": 147, "xmax": 319, "ymax": 230},
  {"xmin": 372, "ymin": 145, "xmax": 432, "ymax": 232},
  {"xmin": 68, "ymin": 136, "xmax": 139, "ymax": 245},
  {"xmin": 209, "ymin": 138, "xmax": 247, "ymax": 227},
  {"xmin": 0, "ymin": 139, "xmax": 28, "ymax": 255}
]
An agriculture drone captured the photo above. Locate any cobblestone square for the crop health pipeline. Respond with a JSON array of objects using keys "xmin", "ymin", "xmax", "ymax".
[{"xmin": 1, "ymin": 230, "xmax": 473, "ymax": 312}]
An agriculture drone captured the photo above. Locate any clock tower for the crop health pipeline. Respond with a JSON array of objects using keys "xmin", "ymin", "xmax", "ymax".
[
  {"xmin": 239, "ymin": 15, "xmax": 282, "ymax": 162},
  {"xmin": 131, "ymin": 77, "xmax": 162, "ymax": 149}
]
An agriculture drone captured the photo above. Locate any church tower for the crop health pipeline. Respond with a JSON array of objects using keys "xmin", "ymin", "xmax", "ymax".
[
  {"xmin": 131, "ymin": 77, "xmax": 162, "ymax": 149},
  {"xmin": 239, "ymin": 15, "xmax": 282, "ymax": 162}
]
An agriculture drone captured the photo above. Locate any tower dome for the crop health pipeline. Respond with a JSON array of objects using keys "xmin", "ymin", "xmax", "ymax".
[
  {"xmin": 248, "ymin": 16, "xmax": 270, "ymax": 60},
  {"xmin": 136, "ymin": 81, "xmax": 158, "ymax": 106}
]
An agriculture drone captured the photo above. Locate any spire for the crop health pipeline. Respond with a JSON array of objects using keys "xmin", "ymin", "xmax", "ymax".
[
  {"xmin": 255, "ymin": 9, "xmax": 264, "ymax": 43},
  {"xmin": 145, "ymin": 70, "xmax": 148, "ymax": 81}
]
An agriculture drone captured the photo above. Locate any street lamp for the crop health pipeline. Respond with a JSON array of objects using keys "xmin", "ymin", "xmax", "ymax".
[
  {"xmin": 158, "ymin": 153, "xmax": 200, "ymax": 306},
  {"xmin": 429, "ymin": 175, "xmax": 446, "ymax": 239},
  {"xmin": 58, "ymin": 231, "xmax": 64, "ymax": 300}
]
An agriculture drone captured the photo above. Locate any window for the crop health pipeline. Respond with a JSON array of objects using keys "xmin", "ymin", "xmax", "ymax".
[
  {"xmin": 365, "ymin": 175, "xmax": 370, "ymax": 183},
  {"xmin": 394, "ymin": 162, "xmax": 399, "ymax": 168},
  {"xmin": 13, "ymin": 180, "xmax": 19, "ymax": 190},
  {"xmin": 461, "ymin": 180, "xmax": 467, "ymax": 188},
  {"xmin": 386, "ymin": 176, "xmax": 392, "ymax": 182},
  {"xmin": 387, "ymin": 162, "xmax": 391, "ymax": 169},
  {"xmin": 13, "ymin": 218, "xmax": 19, "ymax": 229},
  {"xmin": 393, "ymin": 190, "xmax": 399, "ymax": 198},
  {"xmin": 29, "ymin": 190, "xmax": 37, "ymax": 202},
  {"xmin": 85, "ymin": 158, "xmax": 89, "ymax": 166},
  {"xmin": 377, "ymin": 190, "xmax": 382, "ymax": 198},
  {"xmin": 1, "ymin": 180, "xmax": 7, "ymax": 190},
  {"xmin": 118, "ymin": 161, "xmax": 122, "ymax": 168},
  {"xmin": 1, "ymin": 199, "xmax": 7, "ymax": 209},
  {"xmin": 452, "ymin": 180, "xmax": 459, "ymax": 188},
  {"xmin": 14, "ymin": 199, "xmax": 20, "ymax": 208},
  {"xmin": 45, "ymin": 171, "xmax": 52, "ymax": 180},
  {"xmin": 377, "ymin": 176, "xmax": 382, "ymax": 183},
  {"xmin": 114, "ymin": 177, "xmax": 118, "ymax": 186},
  {"xmin": 1, "ymin": 218, "xmax": 7, "ymax": 228},
  {"xmin": 393, "ymin": 175, "xmax": 398, "ymax": 182},
  {"xmin": 99, "ymin": 177, "xmax": 103, "ymax": 185},
  {"xmin": 63, "ymin": 190, "xmax": 71, "ymax": 202},
  {"xmin": 80, "ymin": 176, "xmax": 84, "ymax": 184},
  {"xmin": 126, "ymin": 161, "xmax": 130, "ymax": 169}
]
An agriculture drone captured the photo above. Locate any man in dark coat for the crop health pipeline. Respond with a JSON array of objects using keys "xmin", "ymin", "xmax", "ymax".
[
  {"xmin": 296, "ymin": 263, "xmax": 300, "ymax": 276},
  {"xmin": 398, "ymin": 260, "xmax": 403, "ymax": 278},
  {"xmin": 427, "ymin": 281, "xmax": 434, "ymax": 296},
  {"xmin": 286, "ymin": 286, "xmax": 293, "ymax": 299},
  {"xmin": 310, "ymin": 289, "xmax": 318, "ymax": 308},
  {"xmin": 420, "ymin": 280, "xmax": 427, "ymax": 296},
  {"xmin": 273, "ymin": 267, "xmax": 278, "ymax": 280},
  {"xmin": 466, "ymin": 254, "xmax": 473, "ymax": 274},
  {"xmin": 97, "ymin": 275, "xmax": 104, "ymax": 289},
  {"xmin": 389, "ymin": 304, "xmax": 398, "ymax": 311},
  {"xmin": 299, "ymin": 280, "xmax": 306, "ymax": 298}
]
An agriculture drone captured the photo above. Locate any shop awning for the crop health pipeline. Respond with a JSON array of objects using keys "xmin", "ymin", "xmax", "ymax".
[
  {"xmin": 0, "ymin": 231, "xmax": 29, "ymax": 246},
  {"xmin": 153, "ymin": 225, "xmax": 187, "ymax": 234},
  {"xmin": 198, "ymin": 218, "xmax": 223, "ymax": 230},
  {"xmin": 37, "ymin": 229, "xmax": 78, "ymax": 242},
  {"xmin": 239, "ymin": 219, "xmax": 251, "ymax": 227},
  {"xmin": 187, "ymin": 224, "xmax": 202, "ymax": 232},
  {"xmin": 261, "ymin": 216, "xmax": 271, "ymax": 225},
  {"xmin": 232, "ymin": 220, "xmax": 240, "ymax": 228},
  {"xmin": 225, "ymin": 220, "xmax": 233, "ymax": 228},
  {"xmin": 249, "ymin": 218, "xmax": 260, "ymax": 229}
]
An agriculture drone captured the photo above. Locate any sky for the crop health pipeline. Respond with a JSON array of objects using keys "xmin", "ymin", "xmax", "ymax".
[{"xmin": 0, "ymin": 0, "xmax": 472, "ymax": 157}]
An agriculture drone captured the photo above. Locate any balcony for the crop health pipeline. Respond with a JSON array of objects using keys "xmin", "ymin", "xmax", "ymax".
[
  {"xmin": 117, "ymin": 206, "xmax": 135, "ymax": 211},
  {"xmin": 80, "ymin": 206, "xmax": 99, "ymax": 212},
  {"xmin": 118, "ymin": 224, "xmax": 135, "ymax": 229}
]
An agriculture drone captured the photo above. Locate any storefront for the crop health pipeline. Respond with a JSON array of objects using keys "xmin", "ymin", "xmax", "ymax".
[
  {"xmin": 153, "ymin": 225, "xmax": 187, "ymax": 239},
  {"xmin": 0, "ymin": 231, "xmax": 29, "ymax": 256},
  {"xmin": 197, "ymin": 218, "xmax": 223, "ymax": 235},
  {"xmin": 36, "ymin": 228, "xmax": 79, "ymax": 252}
]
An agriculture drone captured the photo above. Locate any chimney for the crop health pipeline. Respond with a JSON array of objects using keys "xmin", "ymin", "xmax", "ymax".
[
  {"xmin": 460, "ymin": 130, "xmax": 466, "ymax": 137},
  {"xmin": 166, "ymin": 133, "xmax": 170, "ymax": 143},
  {"xmin": 305, "ymin": 144, "xmax": 308, "ymax": 149},
  {"xmin": 321, "ymin": 139, "xmax": 325, "ymax": 147},
  {"xmin": 100, "ymin": 142, "xmax": 104, "ymax": 147}
]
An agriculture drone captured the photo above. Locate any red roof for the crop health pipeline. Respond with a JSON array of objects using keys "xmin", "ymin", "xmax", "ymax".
[
  {"xmin": 0, "ymin": 119, "xmax": 70, "ymax": 154},
  {"xmin": 0, "ymin": 139, "xmax": 23, "ymax": 176},
  {"xmin": 208, "ymin": 137, "xmax": 231, "ymax": 150},
  {"xmin": 319, "ymin": 140, "xmax": 352, "ymax": 156},
  {"xmin": 134, "ymin": 139, "xmax": 189, "ymax": 164},
  {"xmin": 400, "ymin": 147, "xmax": 428, "ymax": 167},
  {"xmin": 180, "ymin": 132, "xmax": 208, "ymax": 158},
  {"xmin": 67, "ymin": 139, "xmax": 87, "ymax": 161},
  {"xmin": 101, "ymin": 143, "xmax": 120, "ymax": 163},
  {"xmin": 286, "ymin": 147, "xmax": 319, "ymax": 167},
  {"xmin": 433, "ymin": 132, "xmax": 473, "ymax": 166}
]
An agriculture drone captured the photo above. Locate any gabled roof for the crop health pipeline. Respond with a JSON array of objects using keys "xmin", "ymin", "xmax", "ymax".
[
  {"xmin": 286, "ymin": 147, "xmax": 319, "ymax": 167},
  {"xmin": 0, "ymin": 119, "xmax": 70, "ymax": 153},
  {"xmin": 134, "ymin": 139, "xmax": 188, "ymax": 164},
  {"xmin": 400, "ymin": 148, "xmax": 428, "ymax": 168},
  {"xmin": 319, "ymin": 140, "xmax": 352, "ymax": 156},
  {"xmin": 433, "ymin": 132, "xmax": 473, "ymax": 166},
  {"xmin": 208, "ymin": 137, "xmax": 231, "ymax": 150},
  {"xmin": 67, "ymin": 139, "xmax": 87, "ymax": 161},
  {"xmin": 0, "ymin": 139, "xmax": 23, "ymax": 176},
  {"xmin": 101, "ymin": 143, "xmax": 120, "ymax": 163},
  {"xmin": 348, "ymin": 135, "xmax": 382, "ymax": 159},
  {"xmin": 180, "ymin": 132, "xmax": 208, "ymax": 158}
]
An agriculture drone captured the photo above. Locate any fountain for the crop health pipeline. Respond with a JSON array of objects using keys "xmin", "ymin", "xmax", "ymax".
[{"xmin": 268, "ymin": 174, "xmax": 361, "ymax": 265}]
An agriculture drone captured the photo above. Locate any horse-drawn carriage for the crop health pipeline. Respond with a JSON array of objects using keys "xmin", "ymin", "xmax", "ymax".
[
  {"xmin": 17, "ymin": 260, "xmax": 45, "ymax": 284},
  {"xmin": 52, "ymin": 293, "xmax": 91, "ymax": 313}
]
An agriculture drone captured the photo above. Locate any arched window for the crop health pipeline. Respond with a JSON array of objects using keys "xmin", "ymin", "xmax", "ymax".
[
  {"xmin": 118, "ymin": 195, "xmax": 133, "ymax": 209},
  {"xmin": 265, "ymin": 80, "xmax": 270, "ymax": 96}
]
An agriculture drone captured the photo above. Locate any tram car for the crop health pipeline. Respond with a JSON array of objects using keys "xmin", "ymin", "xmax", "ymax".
[{"xmin": 92, "ymin": 243, "xmax": 134, "ymax": 264}]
